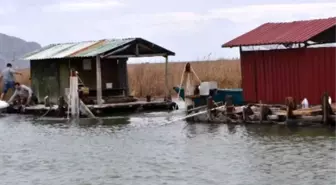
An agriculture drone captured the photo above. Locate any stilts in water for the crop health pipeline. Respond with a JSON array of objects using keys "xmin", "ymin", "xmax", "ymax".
[{"xmin": 322, "ymin": 92, "xmax": 335, "ymax": 125}]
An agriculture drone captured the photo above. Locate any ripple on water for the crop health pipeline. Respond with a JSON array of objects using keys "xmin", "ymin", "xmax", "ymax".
[{"xmin": 0, "ymin": 114, "xmax": 335, "ymax": 185}]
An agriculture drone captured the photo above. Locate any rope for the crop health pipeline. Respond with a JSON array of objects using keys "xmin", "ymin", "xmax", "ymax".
[
  {"xmin": 190, "ymin": 66, "xmax": 201, "ymax": 84},
  {"xmin": 162, "ymin": 104, "xmax": 227, "ymax": 125},
  {"xmin": 177, "ymin": 63, "xmax": 187, "ymax": 100},
  {"xmin": 33, "ymin": 105, "xmax": 53, "ymax": 121}
]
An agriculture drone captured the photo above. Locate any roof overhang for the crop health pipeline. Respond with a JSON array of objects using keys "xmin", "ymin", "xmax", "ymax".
[
  {"xmin": 102, "ymin": 38, "xmax": 175, "ymax": 59},
  {"xmin": 221, "ymin": 17, "xmax": 336, "ymax": 48},
  {"xmin": 22, "ymin": 38, "xmax": 175, "ymax": 60}
]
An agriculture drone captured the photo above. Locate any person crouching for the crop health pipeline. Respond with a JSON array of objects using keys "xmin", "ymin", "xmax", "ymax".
[{"xmin": 8, "ymin": 82, "xmax": 38, "ymax": 107}]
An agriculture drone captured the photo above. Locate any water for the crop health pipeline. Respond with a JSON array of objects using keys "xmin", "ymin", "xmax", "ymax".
[{"xmin": 0, "ymin": 104, "xmax": 335, "ymax": 185}]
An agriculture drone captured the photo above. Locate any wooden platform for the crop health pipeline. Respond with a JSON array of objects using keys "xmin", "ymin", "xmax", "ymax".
[
  {"xmin": 5, "ymin": 100, "xmax": 178, "ymax": 117},
  {"xmin": 184, "ymin": 102, "xmax": 336, "ymax": 126},
  {"xmin": 275, "ymin": 103, "xmax": 336, "ymax": 116}
]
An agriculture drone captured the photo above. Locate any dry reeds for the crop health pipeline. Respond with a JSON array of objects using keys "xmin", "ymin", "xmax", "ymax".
[
  {"xmin": 1, "ymin": 59, "xmax": 241, "ymax": 98},
  {"xmin": 128, "ymin": 59, "xmax": 241, "ymax": 97}
]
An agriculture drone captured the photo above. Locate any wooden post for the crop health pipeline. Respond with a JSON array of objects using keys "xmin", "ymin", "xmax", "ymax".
[
  {"xmin": 285, "ymin": 97, "xmax": 296, "ymax": 119},
  {"xmin": 70, "ymin": 70, "xmax": 79, "ymax": 118},
  {"xmin": 207, "ymin": 96, "xmax": 215, "ymax": 121},
  {"xmin": 164, "ymin": 55, "xmax": 170, "ymax": 98},
  {"xmin": 96, "ymin": 55, "xmax": 102, "ymax": 106},
  {"xmin": 321, "ymin": 92, "xmax": 333, "ymax": 124},
  {"xmin": 135, "ymin": 44, "xmax": 139, "ymax": 56}
]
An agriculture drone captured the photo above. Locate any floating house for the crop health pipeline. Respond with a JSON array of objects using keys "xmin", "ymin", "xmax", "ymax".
[
  {"xmin": 23, "ymin": 38, "xmax": 175, "ymax": 105},
  {"xmin": 222, "ymin": 17, "xmax": 336, "ymax": 105}
]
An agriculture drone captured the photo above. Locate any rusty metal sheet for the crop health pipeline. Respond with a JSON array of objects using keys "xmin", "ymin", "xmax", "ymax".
[
  {"xmin": 241, "ymin": 47, "xmax": 336, "ymax": 105},
  {"xmin": 223, "ymin": 17, "xmax": 336, "ymax": 47}
]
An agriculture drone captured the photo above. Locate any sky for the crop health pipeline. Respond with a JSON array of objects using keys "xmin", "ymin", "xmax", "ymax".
[{"xmin": 0, "ymin": 0, "xmax": 335, "ymax": 63}]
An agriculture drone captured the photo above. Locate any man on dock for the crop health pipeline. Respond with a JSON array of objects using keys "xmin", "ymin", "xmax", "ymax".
[
  {"xmin": 0, "ymin": 63, "xmax": 22, "ymax": 100},
  {"xmin": 8, "ymin": 82, "xmax": 37, "ymax": 106}
]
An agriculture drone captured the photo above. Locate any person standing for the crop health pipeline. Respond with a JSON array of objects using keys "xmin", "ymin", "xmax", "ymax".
[{"xmin": 0, "ymin": 63, "xmax": 22, "ymax": 100}]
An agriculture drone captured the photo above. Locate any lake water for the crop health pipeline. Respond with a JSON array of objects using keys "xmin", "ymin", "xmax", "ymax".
[{"xmin": 0, "ymin": 101, "xmax": 335, "ymax": 185}]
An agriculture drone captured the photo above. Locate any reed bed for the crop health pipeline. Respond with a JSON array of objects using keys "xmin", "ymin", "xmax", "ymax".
[
  {"xmin": 128, "ymin": 59, "xmax": 241, "ymax": 97},
  {"xmin": 1, "ymin": 59, "xmax": 241, "ymax": 98}
]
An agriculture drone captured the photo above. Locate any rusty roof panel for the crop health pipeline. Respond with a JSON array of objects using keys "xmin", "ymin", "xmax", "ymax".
[
  {"xmin": 75, "ymin": 39, "xmax": 134, "ymax": 57},
  {"xmin": 23, "ymin": 38, "xmax": 135, "ymax": 60},
  {"xmin": 222, "ymin": 17, "xmax": 336, "ymax": 47},
  {"xmin": 24, "ymin": 43, "xmax": 76, "ymax": 60},
  {"xmin": 52, "ymin": 41, "xmax": 98, "ymax": 58}
]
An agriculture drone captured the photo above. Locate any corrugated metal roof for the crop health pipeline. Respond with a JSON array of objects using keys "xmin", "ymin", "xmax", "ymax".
[
  {"xmin": 222, "ymin": 17, "xmax": 336, "ymax": 47},
  {"xmin": 23, "ymin": 38, "xmax": 135, "ymax": 60}
]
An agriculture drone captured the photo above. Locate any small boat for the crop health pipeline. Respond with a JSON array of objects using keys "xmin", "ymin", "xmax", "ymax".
[
  {"xmin": 0, "ymin": 100, "xmax": 9, "ymax": 109},
  {"xmin": 173, "ymin": 86, "xmax": 244, "ymax": 106}
]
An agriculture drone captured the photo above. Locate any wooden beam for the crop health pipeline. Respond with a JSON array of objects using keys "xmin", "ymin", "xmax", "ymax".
[
  {"xmin": 105, "ymin": 53, "xmax": 169, "ymax": 58},
  {"xmin": 96, "ymin": 55, "xmax": 102, "ymax": 105},
  {"xmin": 138, "ymin": 43, "xmax": 153, "ymax": 51}
]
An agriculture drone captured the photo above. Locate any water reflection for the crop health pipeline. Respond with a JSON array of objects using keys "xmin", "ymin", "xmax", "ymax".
[
  {"xmin": 0, "ymin": 113, "xmax": 335, "ymax": 185},
  {"xmin": 227, "ymin": 124, "xmax": 237, "ymax": 134},
  {"xmin": 181, "ymin": 122, "xmax": 335, "ymax": 141},
  {"xmin": 244, "ymin": 124, "xmax": 335, "ymax": 138},
  {"xmin": 207, "ymin": 123, "xmax": 220, "ymax": 134}
]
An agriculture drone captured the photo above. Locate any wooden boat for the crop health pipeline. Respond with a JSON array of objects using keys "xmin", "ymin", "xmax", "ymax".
[
  {"xmin": 173, "ymin": 86, "xmax": 244, "ymax": 106},
  {"xmin": 183, "ymin": 95, "xmax": 336, "ymax": 126}
]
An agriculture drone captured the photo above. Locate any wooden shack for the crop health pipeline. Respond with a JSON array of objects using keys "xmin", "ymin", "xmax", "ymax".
[
  {"xmin": 23, "ymin": 38, "xmax": 175, "ymax": 105},
  {"xmin": 222, "ymin": 17, "xmax": 336, "ymax": 105}
]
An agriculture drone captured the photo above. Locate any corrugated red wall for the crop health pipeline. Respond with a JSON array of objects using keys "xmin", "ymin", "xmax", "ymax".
[{"xmin": 241, "ymin": 47, "xmax": 336, "ymax": 105}]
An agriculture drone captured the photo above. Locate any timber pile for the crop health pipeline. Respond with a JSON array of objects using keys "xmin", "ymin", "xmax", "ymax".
[{"xmin": 186, "ymin": 94, "xmax": 336, "ymax": 126}]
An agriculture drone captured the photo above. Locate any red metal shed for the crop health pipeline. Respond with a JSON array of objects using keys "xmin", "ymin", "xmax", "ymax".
[{"xmin": 222, "ymin": 17, "xmax": 336, "ymax": 105}]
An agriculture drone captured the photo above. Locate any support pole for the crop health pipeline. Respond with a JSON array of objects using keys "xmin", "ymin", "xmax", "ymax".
[
  {"xmin": 164, "ymin": 55, "xmax": 170, "ymax": 98},
  {"xmin": 70, "ymin": 70, "xmax": 79, "ymax": 118},
  {"xmin": 321, "ymin": 92, "xmax": 333, "ymax": 124},
  {"xmin": 96, "ymin": 55, "xmax": 102, "ymax": 105}
]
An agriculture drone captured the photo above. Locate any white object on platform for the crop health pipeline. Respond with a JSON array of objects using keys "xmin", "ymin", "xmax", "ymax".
[
  {"xmin": 328, "ymin": 96, "xmax": 332, "ymax": 105},
  {"xmin": 199, "ymin": 82, "xmax": 210, "ymax": 96},
  {"xmin": 0, "ymin": 100, "xmax": 9, "ymax": 109},
  {"xmin": 301, "ymin": 98, "xmax": 309, "ymax": 109}
]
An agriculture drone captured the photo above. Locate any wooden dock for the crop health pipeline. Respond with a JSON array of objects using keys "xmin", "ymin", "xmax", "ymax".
[
  {"xmin": 184, "ymin": 95, "xmax": 336, "ymax": 126},
  {"xmin": 5, "ymin": 100, "xmax": 178, "ymax": 117}
]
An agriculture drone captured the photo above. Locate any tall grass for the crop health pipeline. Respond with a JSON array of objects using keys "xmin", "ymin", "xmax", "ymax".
[
  {"xmin": 2, "ymin": 59, "xmax": 241, "ymax": 98},
  {"xmin": 128, "ymin": 59, "xmax": 241, "ymax": 97}
]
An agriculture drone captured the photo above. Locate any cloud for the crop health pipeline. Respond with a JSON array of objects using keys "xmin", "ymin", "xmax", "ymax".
[
  {"xmin": 42, "ymin": 0, "xmax": 125, "ymax": 12},
  {"xmin": 108, "ymin": 2, "xmax": 336, "ymax": 35},
  {"xmin": 13, "ymin": 1, "xmax": 336, "ymax": 61},
  {"xmin": 133, "ymin": 2, "xmax": 336, "ymax": 25},
  {"xmin": 209, "ymin": 2, "xmax": 336, "ymax": 23},
  {"xmin": 0, "ymin": 5, "xmax": 16, "ymax": 14}
]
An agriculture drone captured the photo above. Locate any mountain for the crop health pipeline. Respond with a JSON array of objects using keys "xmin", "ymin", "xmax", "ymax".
[{"xmin": 0, "ymin": 33, "xmax": 41, "ymax": 69}]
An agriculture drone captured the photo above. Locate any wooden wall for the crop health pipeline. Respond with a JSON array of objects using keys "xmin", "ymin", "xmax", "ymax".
[
  {"xmin": 30, "ymin": 57, "xmax": 129, "ymax": 103},
  {"xmin": 31, "ymin": 60, "xmax": 60, "ymax": 103}
]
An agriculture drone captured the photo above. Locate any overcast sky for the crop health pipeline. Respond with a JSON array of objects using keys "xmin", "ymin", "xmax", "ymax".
[{"xmin": 0, "ymin": 0, "xmax": 335, "ymax": 62}]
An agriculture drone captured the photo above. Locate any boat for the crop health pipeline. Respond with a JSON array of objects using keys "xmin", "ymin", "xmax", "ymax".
[
  {"xmin": 173, "ymin": 62, "xmax": 244, "ymax": 108},
  {"xmin": 0, "ymin": 100, "xmax": 9, "ymax": 109},
  {"xmin": 173, "ymin": 86, "xmax": 244, "ymax": 106}
]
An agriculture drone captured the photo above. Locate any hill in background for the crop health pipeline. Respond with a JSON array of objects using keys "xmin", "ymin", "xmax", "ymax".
[{"xmin": 0, "ymin": 33, "xmax": 41, "ymax": 69}]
